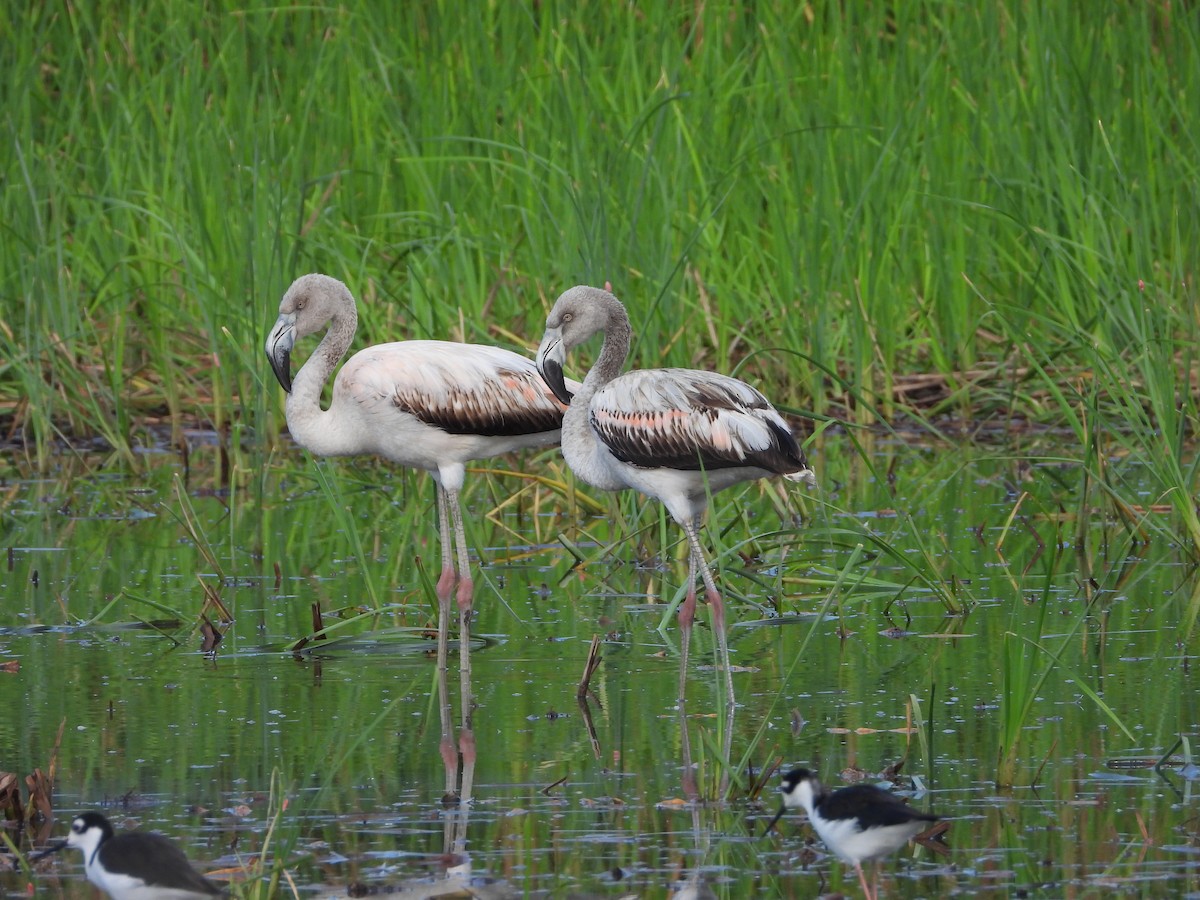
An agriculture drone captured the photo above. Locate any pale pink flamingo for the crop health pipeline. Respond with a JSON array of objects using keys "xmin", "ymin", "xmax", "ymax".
[
  {"xmin": 266, "ymin": 274, "xmax": 576, "ymax": 677},
  {"xmin": 535, "ymin": 284, "xmax": 815, "ymax": 700}
]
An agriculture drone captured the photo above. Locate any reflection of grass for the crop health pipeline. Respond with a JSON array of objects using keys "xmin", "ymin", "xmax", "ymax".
[
  {"xmin": 735, "ymin": 545, "xmax": 861, "ymax": 789},
  {"xmin": 231, "ymin": 769, "xmax": 299, "ymax": 900},
  {"xmin": 311, "ymin": 462, "xmax": 385, "ymax": 609},
  {"xmin": 995, "ymin": 535, "xmax": 1139, "ymax": 789}
]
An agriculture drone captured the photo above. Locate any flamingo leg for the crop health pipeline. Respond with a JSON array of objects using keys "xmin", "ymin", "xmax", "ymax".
[
  {"xmin": 432, "ymin": 487, "xmax": 456, "ymax": 679},
  {"xmin": 680, "ymin": 528, "xmax": 700, "ymax": 629},
  {"xmin": 446, "ymin": 487, "xmax": 475, "ymax": 712},
  {"xmin": 678, "ymin": 546, "xmax": 700, "ymax": 633},
  {"xmin": 681, "ymin": 516, "xmax": 724, "ymax": 632},
  {"xmin": 435, "ymin": 486, "xmax": 457, "ymax": 605},
  {"xmin": 676, "ymin": 602, "xmax": 696, "ymax": 710},
  {"xmin": 680, "ymin": 516, "xmax": 734, "ymax": 708},
  {"xmin": 677, "ymin": 527, "xmax": 700, "ymax": 702},
  {"xmin": 436, "ymin": 648, "xmax": 458, "ymax": 799},
  {"xmin": 447, "ymin": 486, "xmax": 475, "ymax": 617}
]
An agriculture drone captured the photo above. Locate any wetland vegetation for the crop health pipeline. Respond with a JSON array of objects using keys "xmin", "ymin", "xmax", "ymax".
[{"xmin": 2, "ymin": 2, "xmax": 1198, "ymax": 897}]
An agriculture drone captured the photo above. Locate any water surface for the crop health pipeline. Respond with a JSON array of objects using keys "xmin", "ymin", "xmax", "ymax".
[{"xmin": 2, "ymin": 436, "xmax": 1197, "ymax": 897}]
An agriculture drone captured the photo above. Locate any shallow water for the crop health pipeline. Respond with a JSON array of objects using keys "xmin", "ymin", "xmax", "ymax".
[{"xmin": 2, "ymin": 437, "xmax": 1198, "ymax": 897}]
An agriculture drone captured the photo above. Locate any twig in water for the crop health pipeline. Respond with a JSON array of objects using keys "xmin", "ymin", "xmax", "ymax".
[{"xmin": 576, "ymin": 634, "xmax": 602, "ymax": 699}]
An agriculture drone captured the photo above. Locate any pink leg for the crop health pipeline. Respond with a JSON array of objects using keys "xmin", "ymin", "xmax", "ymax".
[
  {"xmin": 677, "ymin": 513, "xmax": 704, "ymax": 631},
  {"xmin": 677, "ymin": 592, "xmax": 693, "ymax": 703},
  {"xmin": 459, "ymin": 727, "xmax": 476, "ymax": 766},
  {"xmin": 681, "ymin": 516, "xmax": 734, "ymax": 707},
  {"xmin": 677, "ymin": 541, "xmax": 698, "ymax": 701},
  {"xmin": 435, "ymin": 569, "xmax": 456, "ymax": 603},
  {"xmin": 432, "ymin": 487, "xmax": 455, "ymax": 676},
  {"xmin": 447, "ymin": 487, "xmax": 474, "ymax": 619},
  {"xmin": 682, "ymin": 516, "xmax": 725, "ymax": 634},
  {"xmin": 436, "ymin": 634, "xmax": 457, "ymax": 797},
  {"xmin": 855, "ymin": 862, "xmax": 874, "ymax": 900},
  {"xmin": 435, "ymin": 487, "xmax": 456, "ymax": 603},
  {"xmin": 456, "ymin": 576, "xmax": 475, "ymax": 616},
  {"xmin": 678, "ymin": 584, "xmax": 698, "ymax": 631},
  {"xmin": 446, "ymin": 487, "xmax": 475, "ymax": 711}
]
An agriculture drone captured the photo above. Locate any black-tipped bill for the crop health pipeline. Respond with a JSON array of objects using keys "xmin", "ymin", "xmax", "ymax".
[
  {"xmin": 265, "ymin": 314, "xmax": 296, "ymax": 393},
  {"xmin": 535, "ymin": 337, "xmax": 573, "ymax": 405},
  {"xmin": 763, "ymin": 803, "xmax": 788, "ymax": 837},
  {"xmin": 24, "ymin": 840, "xmax": 68, "ymax": 866}
]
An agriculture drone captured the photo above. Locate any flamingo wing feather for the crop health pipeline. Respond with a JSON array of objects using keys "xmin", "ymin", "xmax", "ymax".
[
  {"xmin": 589, "ymin": 369, "xmax": 804, "ymax": 473},
  {"xmin": 339, "ymin": 341, "xmax": 568, "ymax": 437}
]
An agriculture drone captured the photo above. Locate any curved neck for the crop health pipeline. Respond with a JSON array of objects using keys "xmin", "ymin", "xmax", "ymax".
[
  {"xmin": 286, "ymin": 304, "xmax": 358, "ymax": 454},
  {"xmin": 570, "ymin": 298, "xmax": 632, "ymax": 413},
  {"xmin": 559, "ymin": 297, "xmax": 632, "ymax": 491}
]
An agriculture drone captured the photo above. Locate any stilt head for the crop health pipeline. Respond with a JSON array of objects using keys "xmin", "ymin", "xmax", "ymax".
[{"xmin": 766, "ymin": 767, "xmax": 820, "ymax": 834}]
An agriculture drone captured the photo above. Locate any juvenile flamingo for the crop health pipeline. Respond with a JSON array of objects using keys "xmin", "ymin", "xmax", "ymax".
[
  {"xmin": 266, "ymin": 274, "xmax": 576, "ymax": 673},
  {"xmin": 535, "ymin": 285, "xmax": 815, "ymax": 699}
]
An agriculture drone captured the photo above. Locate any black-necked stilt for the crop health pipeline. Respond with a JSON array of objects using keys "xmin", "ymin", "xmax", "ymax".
[
  {"xmin": 37, "ymin": 811, "xmax": 224, "ymax": 900},
  {"xmin": 766, "ymin": 767, "xmax": 939, "ymax": 900}
]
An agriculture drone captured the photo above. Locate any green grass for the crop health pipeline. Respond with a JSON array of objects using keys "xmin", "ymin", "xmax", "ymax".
[{"xmin": 4, "ymin": 3, "xmax": 1196, "ymax": 447}]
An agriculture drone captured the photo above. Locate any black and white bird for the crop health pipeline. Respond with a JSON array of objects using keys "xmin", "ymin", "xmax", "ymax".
[
  {"xmin": 266, "ymin": 274, "xmax": 577, "ymax": 666},
  {"xmin": 766, "ymin": 767, "xmax": 940, "ymax": 900},
  {"xmin": 535, "ymin": 285, "xmax": 815, "ymax": 698},
  {"xmin": 37, "ymin": 811, "xmax": 223, "ymax": 900}
]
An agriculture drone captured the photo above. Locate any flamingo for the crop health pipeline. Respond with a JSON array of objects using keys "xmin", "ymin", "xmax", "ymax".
[
  {"xmin": 265, "ymin": 273, "xmax": 577, "ymax": 676},
  {"xmin": 535, "ymin": 284, "xmax": 815, "ymax": 700}
]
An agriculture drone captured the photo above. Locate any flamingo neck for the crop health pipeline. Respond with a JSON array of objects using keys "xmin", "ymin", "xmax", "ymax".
[
  {"xmin": 560, "ymin": 298, "xmax": 631, "ymax": 491},
  {"xmin": 285, "ymin": 305, "xmax": 360, "ymax": 456}
]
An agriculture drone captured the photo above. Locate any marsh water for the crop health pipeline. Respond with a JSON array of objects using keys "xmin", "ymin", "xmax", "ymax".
[{"xmin": 3, "ymin": 432, "xmax": 1198, "ymax": 898}]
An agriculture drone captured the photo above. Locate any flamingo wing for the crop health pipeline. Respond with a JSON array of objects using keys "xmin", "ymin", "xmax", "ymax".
[
  {"xmin": 338, "ymin": 341, "xmax": 568, "ymax": 437},
  {"xmin": 589, "ymin": 368, "xmax": 804, "ymax": 473}
]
